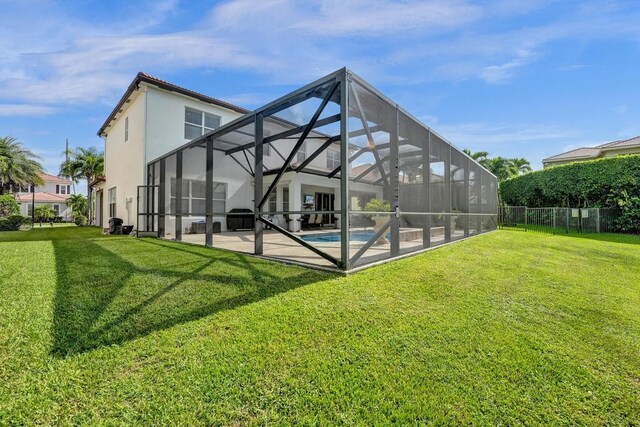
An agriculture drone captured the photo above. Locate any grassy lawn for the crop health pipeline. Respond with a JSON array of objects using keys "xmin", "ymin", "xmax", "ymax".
[{"xmin": 1, "ymin": 227, "xmax": 639, "ymax": 425}]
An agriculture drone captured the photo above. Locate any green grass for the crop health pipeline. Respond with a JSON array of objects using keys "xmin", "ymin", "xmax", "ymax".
[{"xmin": 1, "ymin": 227, "xmax": 639, "ymax": 425}]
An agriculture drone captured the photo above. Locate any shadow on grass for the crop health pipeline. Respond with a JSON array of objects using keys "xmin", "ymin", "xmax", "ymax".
[{"xmin": 51, "ymin": 237, "xmax": 330, "ymax": 358}]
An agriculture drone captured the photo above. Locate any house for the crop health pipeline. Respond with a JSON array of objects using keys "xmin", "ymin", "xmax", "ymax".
[
  {"xmin": 95, "ymin": 72, "xmax": 248, "ymax": 229},
  {"xmin": 97, "ymin": 68, "xmax": 498, "ymax": 271},
  {"xmin": 14, "ymin": 173, "xmax": 73, "ymax": 221},
  {"xmin": 542, "ymin": 135, "xmax": 640, "ymax": 168}
]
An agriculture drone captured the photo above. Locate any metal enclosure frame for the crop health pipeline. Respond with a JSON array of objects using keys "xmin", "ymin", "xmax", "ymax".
[{"xmin": 138, "ymin": 68, "xmax": 499, "ymax": 271}]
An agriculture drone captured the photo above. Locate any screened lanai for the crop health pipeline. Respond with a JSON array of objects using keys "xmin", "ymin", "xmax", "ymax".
[{"xmin": 138, "ymin": 68, "xmax": 498, "ymax": 271}]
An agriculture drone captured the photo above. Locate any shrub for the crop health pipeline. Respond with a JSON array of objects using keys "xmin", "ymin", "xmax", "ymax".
[
  {"xmin": 73, "ymin": 214, "xmax": 88, "ymax": 226},
  {"xmin": 0, "ymin": 215, "xmax": 29, "ymax": 231},
  {"xmin": 0, "ymin": 194, "xmax": 20, "ymax": 217},
  {"xmin": 609, "ymin": 189, "xmax": 640, "ymax": 234}
]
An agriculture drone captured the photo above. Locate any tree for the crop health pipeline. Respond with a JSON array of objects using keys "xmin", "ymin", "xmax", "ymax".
[
  {"xmin": 464, "ymin": 149, "xmax": 533, "ymax": 182},
  {"xmin": 511, "ymin": 157, "xmax": 532, "ymax": 174},
  {"xmin": 60, "ymin": 147, "xmax": 104, "ymax": 224},
  {"xmin": 67, "ymin": 194, "xmax": 87, "ymax": 217},
  {"xmin": 0, "ymin": 136, "xmax": 44, "ymax": 194},
  {"xmin": 0, "ymin": 194, "xmax": 20, "ymax": 217},
  {"xmin": 34, "ymin": 204, "xmax": 55, "ymax": 226},
  {"xmin": 463, "ymin": 149, "xmax": 490, "ymax": 166}
]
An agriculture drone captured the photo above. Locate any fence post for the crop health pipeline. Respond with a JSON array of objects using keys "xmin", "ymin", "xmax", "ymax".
[
  {"xmin": 552, "ymin": 207, "xmax": 556, "ymax": 234},
  {"xmin": 524, "ymin": 207, "xmax": 528, "ymax": 231},
  {"xmin": 596, "ymin": 208, "xmax": 601, "ymax": 233},
  {"xmin": 566, "ymin": 208, "xmax": 569, "ymax": 233}
]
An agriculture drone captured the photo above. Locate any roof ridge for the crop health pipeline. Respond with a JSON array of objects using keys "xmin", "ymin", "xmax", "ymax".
[
  {"xmin": 596, "ymin": 135, "xmax": 640, "ymax": 148},
  {"xmin": 98, "ymin": 71, "xmax": 249, "ymax": 136}
]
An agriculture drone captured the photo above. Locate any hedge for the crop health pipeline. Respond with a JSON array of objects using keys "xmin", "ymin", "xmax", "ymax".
[
  {"xmin": 500, "ymin": 155, "xmax": 640, "ymax": 208},
  {"xmin": 0, "ymin": 215, "xmax": 30, "ymax": 231}
]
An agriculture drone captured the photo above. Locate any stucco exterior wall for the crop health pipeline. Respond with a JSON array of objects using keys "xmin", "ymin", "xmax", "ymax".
[
  {"xmin": 145, "ymin": 86, "xmax": 243, "ymax": 164},
  {"xmin": 103, "ymin": 89, "xmax": 146, "ymax": 226},
  {"xmin": 602, "ymin": 147, "xmax": 640, "ymax": 158}
]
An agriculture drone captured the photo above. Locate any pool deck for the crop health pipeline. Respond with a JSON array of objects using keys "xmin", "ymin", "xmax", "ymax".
[{"xmin": 171, "ymin": 226, "xmax": 456, "ymax": 269}]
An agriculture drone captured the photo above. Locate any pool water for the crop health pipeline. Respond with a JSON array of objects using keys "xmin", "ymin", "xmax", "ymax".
[{"xmin": 300, "ymin": 231, "xmax": 389, "ymax": 243}]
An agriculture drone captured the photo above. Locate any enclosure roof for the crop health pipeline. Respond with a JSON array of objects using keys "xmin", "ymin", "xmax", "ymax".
[
  {"xmin": 145, "ymin": 67, "xmax": 497, "ymax": 180},
  {"xmin": 98, "ymin": 72, "xmax": 249, "ymax": 137}
]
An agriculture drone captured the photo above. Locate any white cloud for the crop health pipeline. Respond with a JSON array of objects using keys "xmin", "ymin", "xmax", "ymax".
[
  {"xmin": 0, "ymin": 104, "xmax": 58, "ymax": 116},
  {"xmin": 2, "ymin": 0, "xmax": 640, "ymax": 109}
]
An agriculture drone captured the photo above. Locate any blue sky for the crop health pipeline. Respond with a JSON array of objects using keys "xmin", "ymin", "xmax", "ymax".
[{"xmin": 1, "ymin": 0, "xmax": 639, "ymax": 183}]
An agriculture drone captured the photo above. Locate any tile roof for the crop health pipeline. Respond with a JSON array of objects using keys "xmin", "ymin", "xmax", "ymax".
[
  {"xmin": 543, "ymin": 135, "xmax": 640, "ymax": 163},
  {"xmin": 15, "ymin": 192, "xmax": 69, "ymax": 203},
  {"xmin": 39, "ymin": 172, "xmax": 72, "ymax": 184},
  {"xmin": 543, "ymin": 147, "xmax": 601, "ymax": 162},
  {"xmin": 98, "ymin": 72, "xmax": 249, "ymax": 137},
  {"xmin": 597, "ymin": 135, "xmax": 640, "ymax": 149}
]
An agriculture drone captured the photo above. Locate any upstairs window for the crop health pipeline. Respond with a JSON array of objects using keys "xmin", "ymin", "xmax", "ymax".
[
  {"xmin": 297, "ymin": 141, "xmax": 306, "ymax": 164},
  {"xmin": 327, "ymin": 148, "xmax": 339, "ymax": 170},
  {"xmin": 56, "ymin": 185, "xmax": 71, "ymax": 195},
  {"xmin": 185, "ymin": 107, "xmax": 221, "ymax": 140}
]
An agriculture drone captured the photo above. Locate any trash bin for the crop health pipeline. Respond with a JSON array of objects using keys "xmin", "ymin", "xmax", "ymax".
[{"xmin": 108, "ymin": 217, "xmax": 123, "ymax": 235}]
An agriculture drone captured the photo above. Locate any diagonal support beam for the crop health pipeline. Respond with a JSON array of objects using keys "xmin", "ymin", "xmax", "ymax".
[
  {"xmin": 295, "ymin": 135, "xmax": 340, "ymax": 172},
  {"xmin": 258, "ymin": 216, "xmax": 339, "ymax": 266},
  {"xmin": 349, "ymin": 218, "xmax": 392, "ymax": 266},
  {"xmin": 258, "ymin": 80, "xmax": 340, "ymax": 210},
  {"xmin": 229, "ymin": 153, "xmax": 254, "ymax": 176},
  {"xmin": 350, "ymin": 84, "xmax": 390, "ymax": 190},
  {"xmin": 242, "ymin": 149, "xmax": 254, "ymax": 175},
  {"xmin": 224, "ymin": 114, "xmax": 341, "ymax": 156}
]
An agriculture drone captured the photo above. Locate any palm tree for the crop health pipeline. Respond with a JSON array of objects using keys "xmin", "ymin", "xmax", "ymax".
[
  {"xmin": 67, "ymin": 194, "xmax": 87, "ymax": 217},
  {"xmin": 484, "ymin": 157, "xmax": 518, "ymax": 181},
  {"xmin": 60, "ymin": 147, "xmax": 104, "ymax": 224},
  {"xmin": 34, "ymin": 204, "xmax": 55, "ymax": 226},
  {"xmin": 0, "ymin": 136, "xmax": 44, "ymax": 194},
  {"xmin": 463, "ymin": 149, "xmax": 491, "ymax": 168},
  {"xmin": 511, "ymin": 157, "xmax": 532, "ymax": 174}
]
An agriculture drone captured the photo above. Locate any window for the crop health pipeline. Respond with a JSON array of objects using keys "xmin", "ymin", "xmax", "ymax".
[
  {"xmin": 67, "ymin": 185, "xmax": 71, "ymax": 194},
  {"xmin": 27, "ymin": 204, "xmax": 33, "ymax": 216},
  {"xmin": 212, "ymin": 183, "xmax": 227, "ymax": 214},
  {"xmin": 268, "ymin": 190, "xmax": 277, "ymax": 213},
  {"xmin": 327, "ymin": 148, "xmax": 339, "ymax": 170},
  {"xmin": 297, "ymin": 141, "xmax": 306, "ymax": 163},
  {"xmin": 170, "ymin": 179, "xmax": 227, "ymax": 214},
  {"xmin": 282, "ymin": 187, "xmax": 289, "ymax": 212},
  {"xmin": 108, "ymin": 187, "xmax": 117, "ymax": 218},
  {"xmin": 125, "ymin": 116, "xmax": 129, "ymax": 142},
  {"xmin": 56, "ymin": 185, "xmax": 59, "ymax": 194},
  {"xmin": 53, "ymin": 204, "xmax": 60, "ymax": 217},
  {"xmin": 60, "ymin": 185, "xmax": 66, "ymax": 195},
  {"xmin": 184, "ymin": 107, "xmax": 220, "ymax": 140}
]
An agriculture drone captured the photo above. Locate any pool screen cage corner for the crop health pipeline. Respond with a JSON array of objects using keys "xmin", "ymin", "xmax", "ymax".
[{"xmin": 138, "ymin": 68, "xmax": 499, "ymax": 271}]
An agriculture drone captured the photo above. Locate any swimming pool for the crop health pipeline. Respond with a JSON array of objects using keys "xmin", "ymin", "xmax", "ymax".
[{"xmin": 300, "ymin": 231, "xmax": 388, "ymax": 243}]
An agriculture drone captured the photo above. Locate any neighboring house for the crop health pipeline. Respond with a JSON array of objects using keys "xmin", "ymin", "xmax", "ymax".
[
  {"xmin": 14, "ymin": 173, "xmax": 73, "ymax": 221},
  {"xmin": 95, "ymin": 72, "xmax": 248, "ymax": 229},
  {"xmin": 543, "ymin": 135, "xmax": 640, "ymax": 168}
]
